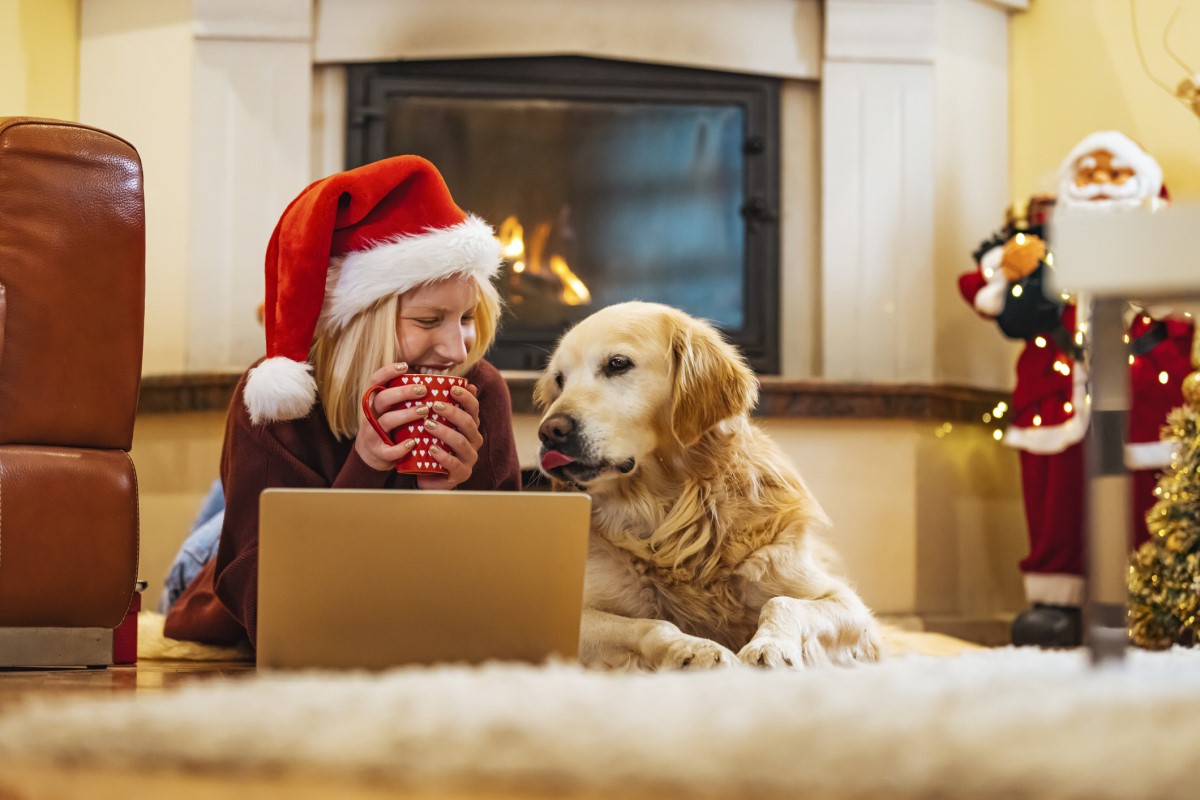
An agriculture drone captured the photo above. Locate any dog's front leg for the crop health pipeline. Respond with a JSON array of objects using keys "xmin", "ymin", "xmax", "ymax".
[
  {"xmin": 580, "ymin": 608, "xmax": 738, "ymax": 670},
  {"xmin": 738, "ymin": 593, "xmax": 882, "ymax": 668}
]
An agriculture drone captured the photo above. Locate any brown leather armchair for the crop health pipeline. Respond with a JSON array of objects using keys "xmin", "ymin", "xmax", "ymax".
[{"xmin": 0, "ymin": 117, "xmax": 144, "ymax": 667}]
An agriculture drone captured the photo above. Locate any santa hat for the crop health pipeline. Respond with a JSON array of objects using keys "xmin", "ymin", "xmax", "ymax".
[
  {"xmin": 244, "ymin": 155, "xmax": 502, "ymax": 424},
  {"xmin": 1056, "ymin": 131, "xmax": 1163, "ymax": 203}
]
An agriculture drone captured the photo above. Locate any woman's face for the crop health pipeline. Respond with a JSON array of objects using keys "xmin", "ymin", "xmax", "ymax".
[{"xmin": 396, "ymin": 275, "xmax": 479, "ymax": 374}]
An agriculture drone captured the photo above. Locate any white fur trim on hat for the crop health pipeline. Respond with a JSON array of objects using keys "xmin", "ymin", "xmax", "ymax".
[
  {"xmin": 244, "ymin": 356, "xmax": 318, "ymax": 424},
  {"xmin": 1057, "ymin": 131, "xmax": 1162, "ymax": 206},
  {"xmin": 324, "ymin": 215, "xmax": 501, "ymax": 330}
]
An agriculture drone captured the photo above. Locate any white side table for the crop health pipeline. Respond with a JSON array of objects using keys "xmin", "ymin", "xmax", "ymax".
[{"xmin": 1054, "ymin": 204, "xmax": 1200, "ymax": 663}]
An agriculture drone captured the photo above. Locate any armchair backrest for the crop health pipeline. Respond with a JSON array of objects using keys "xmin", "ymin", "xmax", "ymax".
[{"xmin": 0, "ymin": 117, "xmax": 145, "ymax": 448}]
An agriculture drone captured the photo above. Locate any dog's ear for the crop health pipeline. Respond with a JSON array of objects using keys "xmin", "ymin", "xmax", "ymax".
[
  {"xmin": 533, "ymin": 366, "xmax": 558, "ymax": 411},
  {"xmin": 670, "ymin": 312, "xmax": 758, "ymax": 445}
]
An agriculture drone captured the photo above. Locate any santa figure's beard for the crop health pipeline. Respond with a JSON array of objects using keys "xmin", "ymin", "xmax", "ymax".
[{"xmin": 1059, "ymin": 178, "xmax": 1146, "ymax": 212}]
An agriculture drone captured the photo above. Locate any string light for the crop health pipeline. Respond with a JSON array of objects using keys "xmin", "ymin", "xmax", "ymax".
[
  {"xmin": 1012, "ymin": 285, "xmax": 1024, "ymax": 298},
  {"xmin": 1034, "ymin": 336, "xmax": 1047, "ymax": 348},
  {"xmin": 1064, "ymin": 402, "xmax": 1074, "ymax": 413},
  {"xmin": 1160, "ymin": 371, "xmax": 1170, "ymax": 384},
  {"xmin": 1033, "ymin": 415, "xmax": 1043, "ymax": 426},
  {"xmin": 993, "ymin": 429, "xmax": 1003, "ymax": 441}
]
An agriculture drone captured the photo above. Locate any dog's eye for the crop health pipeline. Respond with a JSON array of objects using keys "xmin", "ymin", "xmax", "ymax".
[
  {"xmin": 554, "ymin": 372, "xmax": 564, "ymax": 389},
  {"xmin": 604, "ymin": 355, "xmax": 634, "ymax": 376}
]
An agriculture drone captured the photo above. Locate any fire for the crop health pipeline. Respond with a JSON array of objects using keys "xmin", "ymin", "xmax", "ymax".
[{"xmin": 496, "ymin": 214, "xmax": 591, "ymax": 306}]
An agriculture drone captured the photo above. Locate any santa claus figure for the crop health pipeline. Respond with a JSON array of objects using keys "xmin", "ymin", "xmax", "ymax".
[{"xmin": 958, "ymin": 131, "xmax": 1195, "ymax": 648}]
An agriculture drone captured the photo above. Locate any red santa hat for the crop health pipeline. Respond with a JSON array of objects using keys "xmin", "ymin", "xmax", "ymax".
[
  {"xmin": 1056, "ymin": 131, "xmax": 1164, "ymax": 206},
  {"xmin": 244, "ymin": 155, "xmax": 501, "ymax": 424}
]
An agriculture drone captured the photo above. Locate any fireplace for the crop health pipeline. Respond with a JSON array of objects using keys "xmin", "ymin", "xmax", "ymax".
[{"xmin": 346, "ymin": 57, "xmax": 780, "ymax": 372}]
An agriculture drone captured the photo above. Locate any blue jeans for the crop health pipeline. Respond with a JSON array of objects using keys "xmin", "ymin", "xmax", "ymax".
[{"xmin": 159, "ymin": 478, "xmax": 225, "ymax": 613}]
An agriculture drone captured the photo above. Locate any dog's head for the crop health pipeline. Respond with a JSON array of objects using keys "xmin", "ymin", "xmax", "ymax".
[{"xmin": 534, "ymin": 301, "xmax": 758, "ymax": 490}]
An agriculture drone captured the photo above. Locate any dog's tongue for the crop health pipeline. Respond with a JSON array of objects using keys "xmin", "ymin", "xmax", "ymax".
[{"xmin": 541, "ymin": 450, "xmax": 575, "ymax": 471}]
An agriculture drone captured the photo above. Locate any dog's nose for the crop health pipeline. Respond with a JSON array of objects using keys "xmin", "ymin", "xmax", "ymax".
[{"xmin": 538, "ymin": 413, "xmax": 577, "ymax": 448}]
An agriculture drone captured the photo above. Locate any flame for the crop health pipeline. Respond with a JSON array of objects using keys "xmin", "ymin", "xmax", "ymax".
[
  {"xmin": 550, "ymin": 255, "xmax": 591, "ymax": 305},
  {"xmin": 496, "ymin": 213, "xmax": 590, "ymax": 306},
  {"xmin": 498, "ymin": 216, "xmax": 525, "ymax": 260}
]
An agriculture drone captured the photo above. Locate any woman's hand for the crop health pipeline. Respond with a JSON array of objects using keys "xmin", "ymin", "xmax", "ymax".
[
  {"xmin": 354, "ymin": 363, "xmax": 432, "ymax": 472},
  {"xmin": 416, "ymin": 381, "xmax": 484, "ymax": 490}
]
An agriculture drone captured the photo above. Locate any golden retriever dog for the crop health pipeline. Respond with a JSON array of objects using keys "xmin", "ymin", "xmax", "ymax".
[{"xmin": 534, "ymin": 301, "xmax": 881, "ymax": 670}]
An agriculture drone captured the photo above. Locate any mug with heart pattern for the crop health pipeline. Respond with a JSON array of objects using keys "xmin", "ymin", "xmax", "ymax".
[{"xmin": 361, "ymin": 373, "xmax": 468, "ymax": 474}]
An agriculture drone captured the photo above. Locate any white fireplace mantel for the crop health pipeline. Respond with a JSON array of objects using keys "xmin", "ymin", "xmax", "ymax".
[{"xmin": 81, "ymin": 0, "xmax": 1019, "ymax": 389}]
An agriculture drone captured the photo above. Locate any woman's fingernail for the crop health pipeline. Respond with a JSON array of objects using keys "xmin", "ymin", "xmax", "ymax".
[
  {"xmin": 451, "ymin": 386, "xmax": 463, "ymax": 397},
  {"xmin": 433, "ymin": 401, "xmax": 445, "ymax": 412},
  {"xmin": 415, "ymin": 405, "xmax": 429, "ymax": 416},
  {"xmin": 429, "ymin": 445, "xmax": 441, "ymax": 454},
  {"xmin": 413, "ymin": 385, "xmax": 427, "ymax": 396},
  {"xmin": 403, "ymin": 438, "xmax": 417, "ymax": 449},
  {"xmin": 395, "ymin": 362, "xmax": 408, "ymax": 371},
  {"xmin": 424, "ymin": 419, "xmax": 437, "ymax": 431}
]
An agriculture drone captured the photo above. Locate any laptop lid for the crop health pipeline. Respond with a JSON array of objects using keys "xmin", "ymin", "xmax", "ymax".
[{"xmin": 256, "ymin": 488, "xmax": 591, "ymax": 670}]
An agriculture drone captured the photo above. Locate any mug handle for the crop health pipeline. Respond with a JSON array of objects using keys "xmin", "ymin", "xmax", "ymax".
[{"xmin": 360, "ymin": 385, "xmax": 395, "ymax": 446}]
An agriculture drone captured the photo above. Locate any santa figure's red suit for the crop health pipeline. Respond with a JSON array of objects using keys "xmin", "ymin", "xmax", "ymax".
[{"xmin": 958, "ymin": 131, "xmax": 1195, "ymax": 645}]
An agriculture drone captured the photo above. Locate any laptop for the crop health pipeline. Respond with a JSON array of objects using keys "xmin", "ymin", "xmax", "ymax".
[{"xmin": 256, "ymin": 488, "xmax": 591, "ymax": 670}]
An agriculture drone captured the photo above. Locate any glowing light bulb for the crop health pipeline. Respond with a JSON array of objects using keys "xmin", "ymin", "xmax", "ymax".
[
  {"xmin": 1034, "ymin": 336, "xmax": 1047, "ymax": 348},
  {"xmin": 993, "ymin": 429, "xmax": 1003, "ymax": 441},
  {"xmin": 1159, "ymin": 371, "xmax": 1169, "ymax": 384},
  {"xmin": 1033, "ymin": 415, "xmax": 1043, "ymax": 426},
  {"xmin": 1064, "ymin": 402, "xmax": 1073, "ymax": 413},
  {"xmin": 1012, "ymin": 285, "xmax": 1024, "ymax": 298}
]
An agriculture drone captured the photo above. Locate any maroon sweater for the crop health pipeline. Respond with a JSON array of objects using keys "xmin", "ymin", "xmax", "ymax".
[{"xmin": 163, "ymin": 359, "xmax": 521, "ymax": 647}]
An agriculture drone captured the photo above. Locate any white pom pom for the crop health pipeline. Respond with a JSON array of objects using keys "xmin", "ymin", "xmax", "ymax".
[{"xmin": 244, "ymin": 357, "xmax": 318, "ymax": 423}]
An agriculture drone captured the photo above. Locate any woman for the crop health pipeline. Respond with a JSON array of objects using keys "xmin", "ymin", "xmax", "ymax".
[{"xmin": 163, "ymin": 156, "xmax": 520, "ymax": 647}]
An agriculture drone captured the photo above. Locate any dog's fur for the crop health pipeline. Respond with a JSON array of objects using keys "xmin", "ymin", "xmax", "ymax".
[{"xmin": 534, "ymin": 302, "xmax": 881, "ymax": 670}]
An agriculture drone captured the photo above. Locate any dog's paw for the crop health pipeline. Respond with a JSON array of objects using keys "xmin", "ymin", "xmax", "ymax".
[
  {"xmin": 833, "ymin": 625, "xmax": 883, "ymax": 665},
  {"xmin": 738, "ymin": 636, "xmax": 806, "ymax": 669},
  {"xmin": 659, "ymin": 637, "xmax": 739, "ymax": 670}
]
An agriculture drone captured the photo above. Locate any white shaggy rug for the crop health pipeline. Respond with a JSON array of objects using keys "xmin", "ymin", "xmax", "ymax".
[{"xmin": 2, "ymin": 647, "xmax": 1200, "ymax": 799}]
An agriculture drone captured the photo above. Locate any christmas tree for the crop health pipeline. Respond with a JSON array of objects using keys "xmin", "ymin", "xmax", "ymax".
[{"xmin": 1128, "ymin": 366, "xmax": 1200, "ymax": 649}]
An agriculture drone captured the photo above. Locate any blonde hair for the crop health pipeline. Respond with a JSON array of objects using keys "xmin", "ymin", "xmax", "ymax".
[{"xmin": 311, "ymin": 274, "xmax": 502, "ymax": 439}]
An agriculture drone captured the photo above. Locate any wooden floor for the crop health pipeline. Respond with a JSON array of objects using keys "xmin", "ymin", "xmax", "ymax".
[{"xmin": 0, "ymin": 658, "xmax": 255, "ymax": 712}]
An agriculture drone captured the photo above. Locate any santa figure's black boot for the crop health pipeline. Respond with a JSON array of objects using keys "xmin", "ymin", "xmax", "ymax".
[{"xmin": 1011, "ymin": 603, "xmax": 1082, "ymax": 648}]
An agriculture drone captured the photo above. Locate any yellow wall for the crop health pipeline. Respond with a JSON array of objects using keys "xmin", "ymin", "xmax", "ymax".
[
  {"xmin": 1011, "ymin": 0, "xmax": 1200, "ymax": 200},
  {"xmin": 0, "ymin": 0, "xmax": 78, "ymax": 119}
]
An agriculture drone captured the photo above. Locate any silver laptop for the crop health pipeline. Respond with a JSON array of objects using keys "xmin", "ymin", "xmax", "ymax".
[{"xmin": 256, "ymin": 488, "xmax": 591, "ymax": 670}]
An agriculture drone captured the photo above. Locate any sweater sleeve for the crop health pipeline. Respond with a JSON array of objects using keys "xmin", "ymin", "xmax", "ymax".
[
  {"xmin": 211, "ymin": 371, "xmax": 394, "ymax": 647},
  {"xmin": 459, "ymin": 360, "xmax": 522, "ymax": 492}
]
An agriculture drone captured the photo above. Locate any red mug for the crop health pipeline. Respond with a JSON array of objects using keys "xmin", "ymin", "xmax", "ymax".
[{"xmin": 361, "ymin": 373, "xmax": 468, "ymax": 474}]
